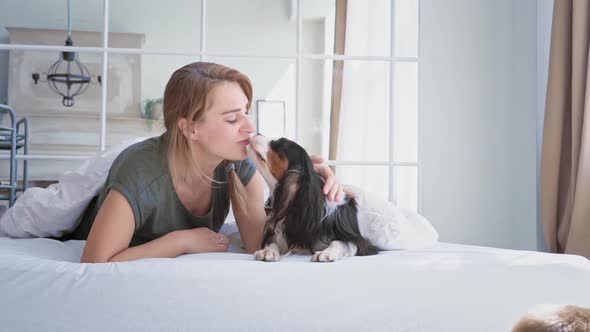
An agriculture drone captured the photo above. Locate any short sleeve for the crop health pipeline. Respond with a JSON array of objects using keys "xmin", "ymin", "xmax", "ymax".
[
  {"xmin": 68, "ymin": 136, "xmax": 170, "ymax": 243},
  {"xmin": 101, "ymin": 144, "xmax": 155, "ymax": 231},
  {"xmin": 233, "ymin": 156, "xmax": 257, "ymax": 187},
  {"xmin": 107, "ymin": 180, "xmax": 143, "ymax": 231}
]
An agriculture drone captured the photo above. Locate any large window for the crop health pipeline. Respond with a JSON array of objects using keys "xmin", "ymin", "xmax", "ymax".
[{"xmin": 0, "ymin": 0, "xmax": 420, "ymax": 211}]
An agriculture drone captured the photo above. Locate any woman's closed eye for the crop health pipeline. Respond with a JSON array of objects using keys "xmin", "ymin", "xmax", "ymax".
[{"xmin": 225, "ymin": 111, "xmax": 250, "ymax": 124}]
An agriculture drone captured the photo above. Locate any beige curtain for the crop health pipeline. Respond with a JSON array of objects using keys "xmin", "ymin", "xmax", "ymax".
[
  {"xmin": 540, "ymin": 0, "xmax": 590, "ymax": 258},
  {"xmin": 329, "ymin": 0, "xmax": 347, "ymax": 165}
]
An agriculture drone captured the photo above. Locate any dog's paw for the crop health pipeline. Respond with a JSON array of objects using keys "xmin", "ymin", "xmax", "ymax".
[
  {"xmin": 311, "ymin": 242, "xmax": 351, "ymax": 262},
  {"xmin": 311, "ymin": 250, "xmax": 340, "ymax": 263},
  {"xmin": 254, "ymin": 247, "xmax": 280, "ymax": 262}
]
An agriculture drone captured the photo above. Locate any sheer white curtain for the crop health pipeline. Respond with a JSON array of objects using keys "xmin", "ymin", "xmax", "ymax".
[{"xmin": 336, "ymin": 0, "xmax": 391, "ymax": 199}]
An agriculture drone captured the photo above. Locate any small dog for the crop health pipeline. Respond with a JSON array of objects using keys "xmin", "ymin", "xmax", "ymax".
[{"xmin": 247, "ymin": 135, "xmax": 378, "ymax": 262}]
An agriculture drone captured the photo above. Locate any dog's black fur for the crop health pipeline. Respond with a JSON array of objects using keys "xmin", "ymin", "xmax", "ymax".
[{"xmin": 261, "ymin": 138, "xmax": 377, "ymax": 256}]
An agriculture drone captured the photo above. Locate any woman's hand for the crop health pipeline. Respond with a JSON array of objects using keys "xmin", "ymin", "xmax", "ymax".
[
  {"xmin": 176, "ymin": 228, "xmax": 230, "ymax": 254},
  {"xmin": 309, "ymin": 155, "xmax": 356, "ymax": 202}
]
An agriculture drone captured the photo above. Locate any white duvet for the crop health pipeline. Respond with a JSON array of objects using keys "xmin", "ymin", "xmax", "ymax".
[
  {"xmin": 0, "ymin": 137, "xmax": 439, "ymax": 251},
  {"xmin": 1, "ymin": 236, "xmax": 589, "ymax": 332}
]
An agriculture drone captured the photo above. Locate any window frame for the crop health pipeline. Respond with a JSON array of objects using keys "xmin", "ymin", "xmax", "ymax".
[{"xmin": 0, "ymin": 0, "xmax": 421, "ymax": 210}]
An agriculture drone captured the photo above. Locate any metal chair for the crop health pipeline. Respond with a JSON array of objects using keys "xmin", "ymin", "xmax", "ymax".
[{"xmin": 0, "ymin": 104, "xmax": 29, "ymax": 207}]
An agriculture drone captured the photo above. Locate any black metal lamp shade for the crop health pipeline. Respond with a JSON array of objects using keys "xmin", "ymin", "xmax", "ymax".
[
  {"xmin": 45, "ymin": 37, "xmax": 91, "ymax": 107},
  {"xmin": 30, "ymin": 0, "xmax": 99, "ymax": 107}
]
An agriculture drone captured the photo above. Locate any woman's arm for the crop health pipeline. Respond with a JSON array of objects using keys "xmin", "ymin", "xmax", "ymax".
[
  {"xmin": 81, "ymin": 190, "xmax": 229, "ymax": 263},
  {"xmin": 232, "ymin": 171, "xmax": 267, "ymax": 254},
  {"xmin": 310, "ymin": 154, "xmax": 355, "ymax": 202},
  {"xmin": 80, "ymin": 190, "xmax": 184, "ymax": 262}
]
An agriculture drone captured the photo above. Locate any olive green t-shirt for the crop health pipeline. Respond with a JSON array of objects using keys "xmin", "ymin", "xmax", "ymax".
[{"xmin": 69, "ymin": 135, "xmax": 256, "ymax": 247}]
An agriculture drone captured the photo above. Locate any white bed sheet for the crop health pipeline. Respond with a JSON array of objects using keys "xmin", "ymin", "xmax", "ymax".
[{"xmin": 1, "ymin": 237, "xmax": 589, "ymax": 332}]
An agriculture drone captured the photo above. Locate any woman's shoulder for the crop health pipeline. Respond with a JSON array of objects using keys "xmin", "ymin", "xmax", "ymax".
[
  {"xmin": 109, "ymin": 136, "xmax": 167, "ymax": 182},
  {"xmin": 120, "ymin": 136, "xmax": 161, "ymax": 155},
  {"xmin": 115, "ymin": 136, "xmax": 164, "ymax": 165}
]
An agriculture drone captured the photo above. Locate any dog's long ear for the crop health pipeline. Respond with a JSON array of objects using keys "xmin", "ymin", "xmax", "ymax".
[
  {"xmin": 290, "ymin": 152, "xmax": 323, "ymax": 218},
  {"xmin": 262, "ymin": 170, "xmax": 300, "ymax": 249},
  {"xmin": 282, "ymin": 154, "xmax": 325, "ymax": 249},
  {"xmin": 267, "ymin": 138, "xmax": 315, "ymax": 223},
  {"xmin": 270, "ymin": 170, "xmax": 301, "ymax": 223}
]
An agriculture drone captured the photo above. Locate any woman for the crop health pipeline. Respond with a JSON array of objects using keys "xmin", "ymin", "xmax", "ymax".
[{"xmin": 73, "ymin": 62, "xmax": 344, "ymax": 263}]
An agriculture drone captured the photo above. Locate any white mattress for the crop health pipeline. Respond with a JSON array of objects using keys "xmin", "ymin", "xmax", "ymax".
[{"xmin": 1, "ymin": 237, "xmax": 589, "ymax": 332}]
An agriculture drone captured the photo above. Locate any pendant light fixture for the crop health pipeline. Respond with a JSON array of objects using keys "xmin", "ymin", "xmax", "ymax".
[{"xmin": 31, "ymin": 0, "xmax": 101, "ymax": 107}]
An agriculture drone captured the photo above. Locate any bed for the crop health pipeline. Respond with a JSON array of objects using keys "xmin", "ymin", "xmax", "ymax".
[
  {"xmin": 1, "ymin": 233, "xmax": 589, "ymax": 332},
  {"xmin": 1, "ymin": 141, "xmax": 589, "ymax": 331}
]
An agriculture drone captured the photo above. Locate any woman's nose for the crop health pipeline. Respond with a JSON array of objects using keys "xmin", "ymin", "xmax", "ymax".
[{"xmin": 242, "ymin": 115, "xmax": 255, "ymax": 133}]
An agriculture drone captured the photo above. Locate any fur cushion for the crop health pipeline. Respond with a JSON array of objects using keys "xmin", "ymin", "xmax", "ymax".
[{"xmin": 512, "ymin": 304, "xmax": 590, "ymax": 332}]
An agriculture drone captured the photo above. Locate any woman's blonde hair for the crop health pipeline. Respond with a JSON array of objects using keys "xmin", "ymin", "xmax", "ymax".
[{"xmin": 163, "ymin": 62, "xmax": 253, "ymax": 215}]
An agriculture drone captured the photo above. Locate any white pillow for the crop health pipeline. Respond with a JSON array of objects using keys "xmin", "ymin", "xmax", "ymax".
[
  {"xmin": 0, "ymin": 138, "xmax": 148, "ymax": 238},
  {"xmin": 349, "ymin": 185, "xmax": 439, "ymax": 250}
]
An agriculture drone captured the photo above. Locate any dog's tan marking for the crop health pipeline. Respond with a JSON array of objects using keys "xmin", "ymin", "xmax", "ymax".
[{"xmin": 268, "ymin": 149, "xmax": 289, "ymax": 182}]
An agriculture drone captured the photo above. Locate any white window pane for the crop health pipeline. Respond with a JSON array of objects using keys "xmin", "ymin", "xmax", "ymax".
[
  {"xmin": 345, "ymin": 0, "xmax": 391, "ymax": 56},
  {"xmin": 299, "ymin": 60, "xmax": 390, "ymax": 161},
  {"xmin": 393, "ymin": 61, "xmax": 418, "ymax": 162},
  {"xmin": 0, "ymin": 0, "xmax": 104, "ymax": 47},
  {"xmin": 336, "ymin": 60, "xmax": 390, "ymax": 162},
  {"xmin": 395, "ymin": 0, "xmax": 419, "ymax": 58},
  {"xmin": 105, "ymin": 54, "xmax": 198, "ymax": 149},
  {"xmin": 109, "ymin": 0, "xmax": 202, "ymax": 50},
  {"xmin": 6, "ymin": 49, "xmax": 102, "ymax": 154},
  {"xmin": 1, "ymin": 48, "xmax": 101, "ymax": 180},
  {"xmin": 393, "ymin": 166, "xmax": 417, "ymax": 211},
  {"xmin": 298, "ymin": 59, "xmax": 333, "ymax": 157},
  {"xmin": 335, "ymin": 165, "xmax": 389, "ymax": 200},
  {"xmin": 257, "ymin": 100, "xmax": 286, "ymax": 138},
  {"xmin": 301, "ymin": 0, "xmax": 390, "ymax": 56},
  {"xmin": 207, "ymin": 57, "xmax": 297, "ymax": 140},
  {"xmin": 207, "ymin": 0, "xmax": 296, "ymax": 55},
  {"xmin": 300, "ymin": 0, "xmax": 336, "ymax": 54}
]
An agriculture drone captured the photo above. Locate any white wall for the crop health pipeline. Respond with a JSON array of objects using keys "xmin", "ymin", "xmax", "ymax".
[
  {"xmin": 421, "ymin": 0, "xmax": 538, "ymax": 249},
  {"xmin": 536, "ymin": 0, "xmax": 554, "ymax": 251},
  {"xmin": 0, "ymin": 27, "xmax": 8, "ymax": 104}
]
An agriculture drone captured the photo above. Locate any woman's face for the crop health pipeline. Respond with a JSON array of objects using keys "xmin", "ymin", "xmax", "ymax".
[{"xmin": 193, "ymin": 81, "xmax": 255, "ymax": 162}]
